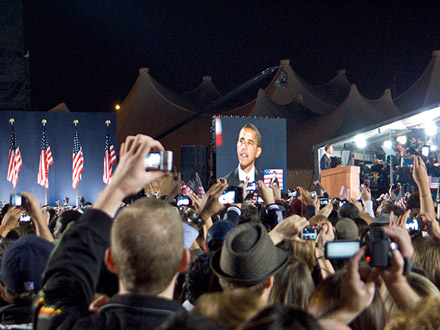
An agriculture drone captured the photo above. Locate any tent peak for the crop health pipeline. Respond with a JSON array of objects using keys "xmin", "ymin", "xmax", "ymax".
[
  {"xmin": 280, "ymin": 59, "xmax": 290, "ymax": 65},
  {"xmin": 139, "ymin": 68, "xmax": 149, "ymax": 74},
  {"xmin": 337, "ymin": 69, "xmax": 346, "ymax": 75},
  {"xmin": 202, "ymin": 76, "xmax": 212, "ymax": 82},
  {"xmin": 433, "ymin": 50, "xmax": 440, "ymax": 57}
]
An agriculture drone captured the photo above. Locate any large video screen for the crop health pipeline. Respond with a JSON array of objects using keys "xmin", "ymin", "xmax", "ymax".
[{"xmin": 215, "ymin": 116, "xmax": 287, "ymax": 192}]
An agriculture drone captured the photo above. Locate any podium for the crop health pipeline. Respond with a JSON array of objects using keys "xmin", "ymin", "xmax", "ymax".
[{"xmin": 321, "ymin": 166, "xmax": 360, "ymax": 199}]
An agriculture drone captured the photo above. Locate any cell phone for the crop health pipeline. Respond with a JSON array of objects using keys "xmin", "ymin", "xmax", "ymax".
[
  {"xmin": 177, "ymin": 196, "xmax": 190, "ymax": 207},
  {"xmin": 246, "ymin": 182, "xmax": 257, "ymax": 191},
  {"xmin": 20, "ymin": 213, "xmax": 31, "ymax": 222},
  {"xmin": 406, "ymin": 218, "xmax": 419, "ymax": 231},
  {"xmin": 144, "ymin": 151, "xmax": 173, "ymax": 171},
  {"xmin": 339, "ymin": 200, "xmax": 347, "ymax": 207},
  {"xmin": 325, "ymin": 241, "xmax": 360, "ymax": 259},
  {"xmin": 10, "ymin": 194, "xmax": 22, "ymax": 207},
  {"xmin": 310, "ymin": 191, "xmax": 317, "ymax": 199},
  {"xmin": 302, "ymin": 227, "xmax": 318, "ymax": 240},
  {"xmin": 218, "ymin": 186, "xmax": 243, "ymax": 205},
  {"xmin": 320, "ymin": 198, "xmax": 329, "ymax": 206}
]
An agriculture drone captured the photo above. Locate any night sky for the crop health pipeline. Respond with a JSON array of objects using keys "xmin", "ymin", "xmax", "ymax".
[{"xmin": 23, "ymin": 1, "xmax": 440, "ymax": 113}]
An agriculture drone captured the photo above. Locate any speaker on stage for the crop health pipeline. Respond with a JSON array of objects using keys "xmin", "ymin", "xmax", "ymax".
[{"xmin": 180, "ymin": 146, "xmax": 209, "ymax": 187}]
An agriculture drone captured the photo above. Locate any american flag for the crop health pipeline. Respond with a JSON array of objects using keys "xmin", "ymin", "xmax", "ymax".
[
  {"xmin": 103, "ymin": 131, "xmax": 116, "ymax": 184},
  {"xmin": 428, "ymin": 176, "xmax": 440, "ymax": 189},
  {"xmin": 72, "ymin": 125, "xmax": 84, "ymax": 189},
  {"xmin": 264, "ymin": 169, "xmax": 284, "ymax": 190},
  {"xmin": 187, "ymin": 172, "xmax": 205, "ymax": 198},
  {"xmin": 195, "ymin": 172, "xmax": 205, "ymax": 198},
  {"xmin": 340, "ymin": 186, "xmax": 350, "ymax": 199},
  {"xmin": 37, "ymin": 125, "xmax": 53, "ymax": 188},
  {"xmin": 395, "ymin": 195, "xmax": 407, "ymax": 210},
  {"xmin": 7, "ymin": 125, "xmax": 23, "ymax": 189}
]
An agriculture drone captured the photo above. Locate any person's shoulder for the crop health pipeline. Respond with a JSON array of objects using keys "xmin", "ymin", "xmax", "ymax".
[{"xmin": 225, "ymin": 167, "xmax": 239, "ymax": 179}]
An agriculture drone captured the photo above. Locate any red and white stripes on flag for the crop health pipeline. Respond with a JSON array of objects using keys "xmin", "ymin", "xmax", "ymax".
[
  {"xmin": 103, "ymin": 131, "xmax": 117, "ymax": 184},
  {"xmin": 428, "ymin": 176, "xmax": 440, "ymax": 189},
  {"xmin": 7, "ymin": 124, "xmax": 22, "ymax": 189},
  {"xmin": 395, "ymin": 196, "xmax": 407, "ymax": 210},
  {"xmin": 195, "ymin": 172, "xmax": 205, "ymax": 198},
  {"xmin": 340, "ymin": 186, "xmax": 350, "ymax": 199},
  {"xmin": 72, "ymin": 125, "xmax": 84, "ymax": 189},
  {"xmin": 37, "ymin": 125, "xmax": 53, "ymax": 189}
]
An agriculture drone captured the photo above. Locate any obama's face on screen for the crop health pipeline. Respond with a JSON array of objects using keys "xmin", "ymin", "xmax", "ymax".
[{"xmin": 236, "ymin": 127, "xmax": 262, "ymax": 173}]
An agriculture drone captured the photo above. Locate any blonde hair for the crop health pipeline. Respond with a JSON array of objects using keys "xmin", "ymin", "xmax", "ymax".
[
  {"xmin": 380, "ymin": 271, "xmax": 440, "ymax": 318},
  {"xmin": 385, "ymin": 296, "xmax": 440, "ymax": 330},
  {"xmin": 195, "ymin": 289, "xmax": 265, "ymax": 328}
]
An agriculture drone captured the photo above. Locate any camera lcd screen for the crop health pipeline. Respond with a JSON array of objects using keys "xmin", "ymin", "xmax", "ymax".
[
  {"xmin": 302, "ymin": 228, "xmax": 317, "ymax": 240},
  {"xmin": 177, "ymin": 196, "xmax": 190, "ymax": 207},
  {"xmin": 247, "ymin": 182, "xmax": 257, "ymax": 191},
  {"xmin": 219, "ymin": 190, "xmax": 236, "ymax": 204},
  {"xmin": 325, "ymin": 241, "xmax": 360, "ymax": 259},
  {"xmin": 10, "ymin": 194, "xmax": 22, "ymax": 207},
  {"xmin": 320, "ymin": 198, "xmax": 329, "ymax": 205},
  {"xmin": 144, "ymin": 152, "xmax": 161, "ymax": 170},
  {"xmin": 20, "ymin": 213, "xmax": 31, "ymax": 222},
  {"xmin": 406, "ymin": 218, "xmax": 419, "ymax": 231}
]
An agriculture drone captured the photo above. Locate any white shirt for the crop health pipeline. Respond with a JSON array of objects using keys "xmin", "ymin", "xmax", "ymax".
[{"xmin": 238, "ymin": 164, "xmax": 256, "ymax": 182}]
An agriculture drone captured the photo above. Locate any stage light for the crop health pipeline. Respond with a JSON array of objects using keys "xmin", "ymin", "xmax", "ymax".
[
  {"xmin": 354, "ymin": 135, "xmax": 367, "ymax": 148},
  {"xmin": 396, "ymin": 135, "xmax": 407, "ymax": 145},
  {"xmin": 115, "ymin": 104, "xmax": 120, "ymax": 110},
  {"xmin": 383, "ymin": 140, "xmax": 392, "ymax": 149},
  {"xmin": 422, "ymin": 146, "xmax": 430, "ymax": 157},
  {"xmin": 431, "ymin": 145, "xmax": 438, "ymax": 152},
  {"xmin": 425, "ymin": 123, "xmax": 437, "ymax": 136}
]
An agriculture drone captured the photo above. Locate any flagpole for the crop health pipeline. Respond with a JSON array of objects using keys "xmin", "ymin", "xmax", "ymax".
[
  {"xmin": 76, "ymin": 188, "xmax": 78, "ymax": 207},
  {"xmin": 44, "ymin": 188, "xmax": 47, "ymax": 205}
]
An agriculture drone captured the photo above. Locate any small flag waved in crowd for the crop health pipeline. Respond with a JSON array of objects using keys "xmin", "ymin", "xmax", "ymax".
[
  {"xmin": 428, "ymin": 176, "xmax": 440, "ymax": 189},
  {"xmin": 264, "ymin": 169, "xmax": 283, "ymax": 190},
  {"xmin": 7, "ymin": 123, "xmax": 23, "ymax": 189},
  {"xmin": 103, "ymin": 131, "xmax": 116, "ymax": 184},
  {"xmin": 38, "ymin": 124, "xmax": 53, "ymax": 188},
  {"xmin": 340, "ymin": 185, "xmax": 350, "ymax": 199},
  {"xmin": 395, "ymin": 195, "xmax": 407, "ymax": 210},
  {"xmin": 72, "ymin": 124, "xmax": 84, "ymax": 189},
  {"xmin": 187, "ymin": 172, "xmax": 205, "ymax": 198}
]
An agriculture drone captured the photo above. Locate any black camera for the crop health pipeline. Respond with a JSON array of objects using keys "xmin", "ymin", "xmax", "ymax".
[{"xmin": 363, "ymin": 223, "xmax": 392, "ymax": 268}]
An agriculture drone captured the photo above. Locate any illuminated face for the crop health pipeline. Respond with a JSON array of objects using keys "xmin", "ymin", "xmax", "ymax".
[
  {"xmin": 327, "ymin": 146, "xmax": 333, "ymax": 154},
  {"xmin": 237, "ymin": 128, "xmax": 262, "ymax": 172}
]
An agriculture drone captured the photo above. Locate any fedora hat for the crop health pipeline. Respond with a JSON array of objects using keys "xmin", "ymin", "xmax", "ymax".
[{"xmin": 211, "ymin": 223, "xmax": 288, "ymax": 286}]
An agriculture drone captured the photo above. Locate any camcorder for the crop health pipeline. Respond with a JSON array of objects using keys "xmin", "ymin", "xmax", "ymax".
[
  {"xmin": 362, "ymin": 223, "xmax": 393, "ymax": 268},
  {"xmin": 144, "ymin": 151, "xmax": 173, "ymax": 171}
]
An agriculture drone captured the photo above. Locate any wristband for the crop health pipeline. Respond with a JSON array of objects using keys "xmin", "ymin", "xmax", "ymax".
[{"xmin": 403, "ymin": 257, "xmax": 413, "ymax": 276}]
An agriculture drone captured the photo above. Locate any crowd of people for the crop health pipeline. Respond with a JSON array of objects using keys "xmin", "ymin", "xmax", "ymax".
[{"xmin": 0, "ymin": 134, "xmax": 439, "ymax": 329}]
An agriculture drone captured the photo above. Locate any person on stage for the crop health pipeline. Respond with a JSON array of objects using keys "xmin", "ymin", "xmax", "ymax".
[
  {"xmin": 225, "ymin": 123, "xmax": 264, "ymax": 186},
  {"xmin": 320, "ymin": 144, "xmax": 333, "ymax": 171}
]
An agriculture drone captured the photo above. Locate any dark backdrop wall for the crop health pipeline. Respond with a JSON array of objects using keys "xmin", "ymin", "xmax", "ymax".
[
  {"xmin": 0, "ymin": 111, "xmax": 116, "ymax": 205},
  {"xmin": 216, "ymin": 116, "xmax": 287, "ymax": 191}
]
